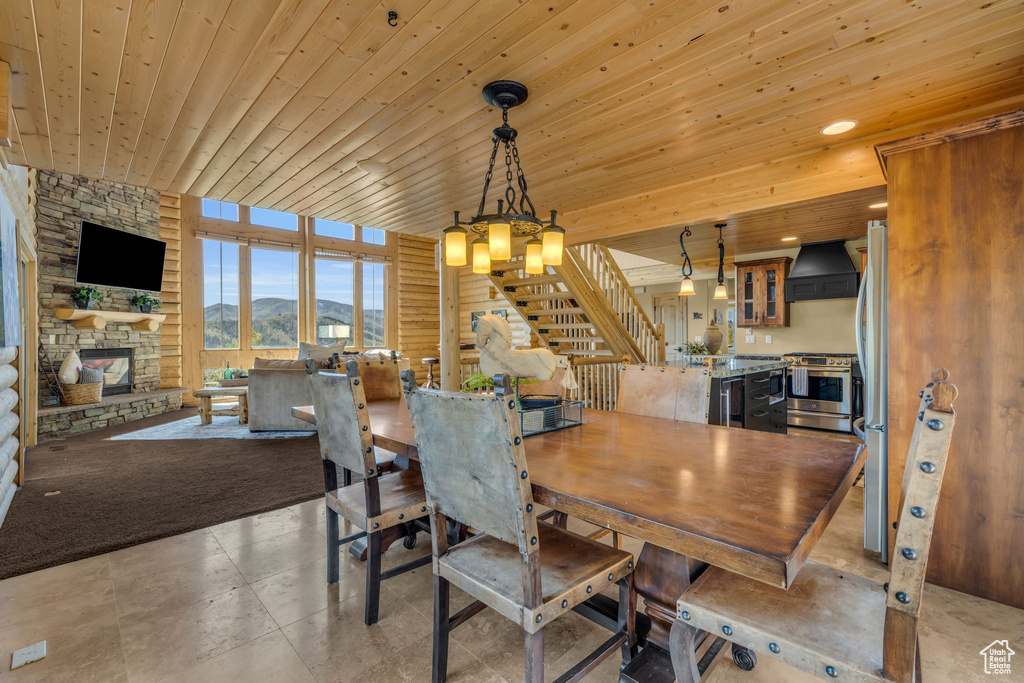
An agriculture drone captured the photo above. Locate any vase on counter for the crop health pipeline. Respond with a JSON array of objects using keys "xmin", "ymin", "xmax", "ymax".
[{"xmin": 703, "ymin": 321, "xmax": 724, "ymax": 354}]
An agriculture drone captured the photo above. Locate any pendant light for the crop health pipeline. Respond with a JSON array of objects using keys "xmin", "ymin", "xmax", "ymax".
[
  {"xmin": 713, "ymin": 222, "xmax": 728, "ymax": 300},
  {"xmin": 678, "ymin": 226, "xmax": 694, "ymax": 296},
  {"xmin": 443, "ymin": 211, "xmax": 467, "ymax": 266},
  {"xmin": 472, "ymin": 236, "xmax": 491, "ymax": 274},
  {"xmin": 525, "ymin": 237, "xmax": 544, "ymax": 274},
  {"xmin": 442, "ymin": 81, "xmax": 565, "ymax": 269}
]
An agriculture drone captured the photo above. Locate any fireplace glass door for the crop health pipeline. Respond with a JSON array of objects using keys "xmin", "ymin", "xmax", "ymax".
[{"xmin": 80, "ymin": 348, "xmax": 133, "ymax": 396}]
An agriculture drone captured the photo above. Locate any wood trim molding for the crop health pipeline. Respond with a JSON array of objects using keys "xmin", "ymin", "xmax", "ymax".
[
  {"xmin": 875, "ymin": 109, "xmax": 1024, "ymax": 178},
  {"xmin": 0, "ymin": 60, "xmax": 10, "ymax": 148}
]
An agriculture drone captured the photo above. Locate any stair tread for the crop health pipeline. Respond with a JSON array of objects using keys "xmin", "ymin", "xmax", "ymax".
[
  {"xmin": 533, "ymin": 307, "xmax": 586, "ymax": 316},
  {"xmin": 549, "ymin": 337, "xmax": 604, "ymax": 343},
  {"xmin": 504, "ymin": 275, "xmax": 561, "ymax": 287},
  {"xmin": 515, "ymin": 291, "xmax": 574, "ymax": 302},
  {"xmin": 559, "ymin": 349, "xmax": 615, "ymax": 356}
]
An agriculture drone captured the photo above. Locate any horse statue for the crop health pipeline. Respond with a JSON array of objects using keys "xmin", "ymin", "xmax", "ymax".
[{"xmin": 475, "ymin": 314, "xmax": 578, "ymax": 392}]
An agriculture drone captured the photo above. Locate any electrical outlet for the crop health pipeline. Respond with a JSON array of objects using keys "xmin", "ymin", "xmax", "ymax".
[
  {"xmin": 694, "ymin": 335, "xmax": 702, "ymax": 342},
  {"xmin": 766, "ymin": 335, "xmax": 773, "ymax": 344},
  {"xmin": 745, "ymin": 334, "xmax": 756, "ymax": 344},
  {"xmin": 11, "ymin": 641, "xmax": 46, "ymax": 669},
  {"xmin": 746, "ymin": 328, "xmax": 752, "ymax": 335}
]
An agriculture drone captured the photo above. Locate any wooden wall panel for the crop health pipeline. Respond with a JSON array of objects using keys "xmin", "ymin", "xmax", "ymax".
[
  {"xmin": 396, "ymin": 234, "xmax": 440, "ymax": 383},
  {"xmin": 884, "ymin": 122, "xmax": 1024, "ymax": 610},
  {"xmin": 158, "ymin": 192, "xmax": 183, "ymax": 389}
]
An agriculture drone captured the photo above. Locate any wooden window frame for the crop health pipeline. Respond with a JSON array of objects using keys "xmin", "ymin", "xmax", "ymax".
[{"xmin": 182, "ymin": 197, "xmax": 397, "ymax": 397}]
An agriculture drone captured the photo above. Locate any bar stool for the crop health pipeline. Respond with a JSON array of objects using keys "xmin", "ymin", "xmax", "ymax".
[{"xmin": 421, "ymin": 357, "xmax": 440, "ymax": 389}]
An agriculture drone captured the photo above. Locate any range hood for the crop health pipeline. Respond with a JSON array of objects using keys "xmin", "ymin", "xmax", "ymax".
[{"xmin": 784, "ymin": 239, "xmax": 859, "ymax": 301}]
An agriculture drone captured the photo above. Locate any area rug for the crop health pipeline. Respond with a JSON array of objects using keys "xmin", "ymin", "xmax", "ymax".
[
  {"xmin": 0, "ymin": 408, "xmax": 324, "ymax": 580},
  {"xmin": 111, "ymin": 414, "xmax": 316, "ymax": 440}
]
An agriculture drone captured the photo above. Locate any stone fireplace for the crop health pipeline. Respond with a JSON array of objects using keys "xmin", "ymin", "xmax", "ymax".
[
  {"xmin": 80, "ymin": 348, "xmax": 133, "ymax": 396},
  {"xmin": 34, "ymin": 171, "xmax": 182, "ymax": 439}
]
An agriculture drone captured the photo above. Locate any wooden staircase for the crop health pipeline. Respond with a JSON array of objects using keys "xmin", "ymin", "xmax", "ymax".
[{"xmin": 488, "ymin": 243, "xmax": 663, "ymax": 362}]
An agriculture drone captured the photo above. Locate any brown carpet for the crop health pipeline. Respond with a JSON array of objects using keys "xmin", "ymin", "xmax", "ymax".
[{"xmin": 0, "ymin": 408, "xmax": 324, "ymax": 580}]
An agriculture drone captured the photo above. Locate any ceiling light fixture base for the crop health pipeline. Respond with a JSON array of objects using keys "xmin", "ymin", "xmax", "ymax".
[{"xmin": 482, "ymin": 80, "xmax": 529, "ymax": 109}]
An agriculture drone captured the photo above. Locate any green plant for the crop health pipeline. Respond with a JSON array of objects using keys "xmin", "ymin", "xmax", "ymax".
[
  {"xmin": 131, "ymin": 293, "xmax": 162, "ymax": 310},
  {"xmin": 461, "ymin": 374, "xmax": 538, "ymax": 407},
  {"xmin": 684, "ymin": 340, "xmax": 709, "ymax": 355},
  {"xmin": 70, "ymin": 286, "xmax": 104, "ymax": 303}
]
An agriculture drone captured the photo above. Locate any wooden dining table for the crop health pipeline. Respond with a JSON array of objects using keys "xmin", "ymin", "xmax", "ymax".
[{"xmin": 292, "ymin": 399, "xmax": 865, "ymax": 682}]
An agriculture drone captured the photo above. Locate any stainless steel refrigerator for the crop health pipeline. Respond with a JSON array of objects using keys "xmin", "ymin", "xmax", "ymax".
[{"xmin": 856, "ymin": 220, "xmax": 888, "ymax": 561}]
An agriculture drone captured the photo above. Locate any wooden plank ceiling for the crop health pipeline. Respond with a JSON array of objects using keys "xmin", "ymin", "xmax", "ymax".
[
  {"xmin": 1, "ymin": 0, "xmax": 1022, "ymax": 245},
  {"xmin": 605, "ymin": 185, "xmax": 886, "ymax": 265}
]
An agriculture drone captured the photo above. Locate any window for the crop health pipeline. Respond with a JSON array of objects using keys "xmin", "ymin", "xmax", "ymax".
[
  {"xmin": 203, "ymin": 240, "xmax": 239, "ymax": 348},
  {"xmin": 363, "ymin": 262, "xmax": 386, "ymax": 346},
  {"xmin": 251, "ymin": 248, "xmax": 299, "ymax": 348},
  {"xmin": 314, "ymin": 259, "xmax": 354, "ymax": 347},
  {"xmin": 362, "ymin": 226, "xmax": 386, "ymax": 245},
  {"xmin": 250, "ymin": 207, "xmax": 298, "ymax": 231},
  {"xmin": 314, "ymin": 218, "xmax": 355, "ymax": 240},
  {"xmin": 201, "ymin": 199, "xmax": 239, "ymax": 221}
]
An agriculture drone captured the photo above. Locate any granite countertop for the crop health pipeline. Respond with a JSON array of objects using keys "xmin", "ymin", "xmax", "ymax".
[{"xmin": 660, "ymin": 357, "xmax": 790, "ymax": 378}]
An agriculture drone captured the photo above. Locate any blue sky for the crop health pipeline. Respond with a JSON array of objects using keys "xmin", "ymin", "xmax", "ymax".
[{"xmin": 203, "ymin": 239, "xmax": 382, "ymax": 307}]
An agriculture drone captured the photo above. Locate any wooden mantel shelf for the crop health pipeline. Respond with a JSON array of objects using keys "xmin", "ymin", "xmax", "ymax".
[{"xmin": 55, "ymin": 308, "xmax": 166, "ymax": 332}]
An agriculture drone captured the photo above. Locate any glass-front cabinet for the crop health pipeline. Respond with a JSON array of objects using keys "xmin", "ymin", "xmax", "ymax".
[{"xmin": 734, "ymin": 257, "xmax": 792, "ymax": 327}]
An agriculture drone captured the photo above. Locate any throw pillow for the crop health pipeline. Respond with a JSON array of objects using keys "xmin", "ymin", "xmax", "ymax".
[
  {"xmin": 296, "ymin": 342, "xmax": 348, "ymax": 362},
  {"xmin": 58, "ymin": 351, "xmax": 83, "ymax": 384},
  {"xmin": 80, "ymin": 366, "xmax": 104, "ymax": 384}
]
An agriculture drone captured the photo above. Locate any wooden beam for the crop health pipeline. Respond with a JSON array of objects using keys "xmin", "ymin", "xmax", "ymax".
[{"xmin": 0, "ymin": 60, "xmax": 10, "ymax": 147}]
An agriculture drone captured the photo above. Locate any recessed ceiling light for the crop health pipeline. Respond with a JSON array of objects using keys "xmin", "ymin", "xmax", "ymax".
[
  {"xmin": 357, "ymin": 159, "xmax": 391, "ymax": 174},
  {"xmin": 781, "ymin": 236, "xmax": 798, "ymax": 242},
  {"xmin": 869, "ymin": 202, "xmax": 888, "ymax": 209},
  {"xmin": 820, "ymin": 120, "xmax": 858, "ymax": 135}
]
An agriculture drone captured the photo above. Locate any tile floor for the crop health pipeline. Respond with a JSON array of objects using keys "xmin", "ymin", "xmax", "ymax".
[{"xmin": 1, "ymin": 487, "xmax": 1021, "ymax": 682}]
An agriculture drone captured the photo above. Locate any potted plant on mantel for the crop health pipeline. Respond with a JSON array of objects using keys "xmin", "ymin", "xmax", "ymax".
[
  {"xmin": 130, "ymin": 293, "xmax": 162, "ymax": 314},
  {"xmin": 70, "ymin": 286, "xmax": 104, "ymax": 310}
]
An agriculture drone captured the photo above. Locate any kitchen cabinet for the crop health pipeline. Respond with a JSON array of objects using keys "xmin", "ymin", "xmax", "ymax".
[
  {"xmin": 735, "ymin": 257, "xmax": 792, "ymax": 327},
  {"xmin": 708, "ymin": 369, "xmax": 787, "ymax": 433}
]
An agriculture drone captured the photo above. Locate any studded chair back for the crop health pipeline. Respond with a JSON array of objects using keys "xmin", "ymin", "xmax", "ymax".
[
  {"xmin": 883, "ymin": 368, "xmax": 957, "ymax": 681},
  {"xmin": 617, "ymin": 363, "xmax": 711, "ymax": 424},
  {"xmin": 306, "ymin": 359, "xmax": 378, "ymax": 479},
  {"xmin": 355, "ymin": 356, "xmax": 411, "ymax": 401},
  {"xmin": 401, "ymin": 373, "xmax": 539, "ymax": 553}
]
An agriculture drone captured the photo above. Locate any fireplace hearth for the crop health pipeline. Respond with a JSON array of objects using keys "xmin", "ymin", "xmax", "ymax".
[{"xmin": 79, "ymin": 348, "xmax": 133, "ymax": 396}]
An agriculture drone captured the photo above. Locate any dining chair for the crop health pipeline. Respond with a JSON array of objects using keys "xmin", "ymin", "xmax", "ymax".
[
  {"xmin": 400, "ymin": 370, "xmax": 638, "ymax": 683},
  {"xmin": 670, "ymin": 368, "xmax": 958, "ymax": 683},
  {"xmin": 617, "ymin": 363, "xmax": 711, "ymax": 423},
  {"xmin": 306, "ymin": 359, "xmax": 431, "ymax": 625}
]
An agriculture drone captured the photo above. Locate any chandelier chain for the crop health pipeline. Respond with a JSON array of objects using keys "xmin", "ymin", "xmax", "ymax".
[
  {"xmin": 511, "ymin": 142, "xmax": 535, "ymax": 216},
  {"xmin": 476, "ymin": 137, "xmax": 501, "ymax": 217},
  {"xmin": 504, "ymin": 140, "xmax": 516, "ymax": 208}
]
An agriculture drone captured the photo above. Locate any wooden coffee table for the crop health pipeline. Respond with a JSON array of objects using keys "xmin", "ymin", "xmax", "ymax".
[{"xmin": 194, "ymin": 386, "xmax": 249, "ymax": 425}]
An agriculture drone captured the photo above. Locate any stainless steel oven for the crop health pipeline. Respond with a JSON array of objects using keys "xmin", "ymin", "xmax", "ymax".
[{"xmin": 783, "ymin": 354, "xmax": 858, "ymax": 432}]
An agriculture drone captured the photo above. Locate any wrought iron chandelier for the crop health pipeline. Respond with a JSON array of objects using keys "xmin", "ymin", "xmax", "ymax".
[{"xmin": 443, "ymin": 80, "xmax": 563, "ymax": 275}]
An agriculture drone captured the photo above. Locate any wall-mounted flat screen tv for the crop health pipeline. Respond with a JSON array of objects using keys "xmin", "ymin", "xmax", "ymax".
[{"xmin": 76, "ymin": 221, "xmax": 167, "ymax": 293}]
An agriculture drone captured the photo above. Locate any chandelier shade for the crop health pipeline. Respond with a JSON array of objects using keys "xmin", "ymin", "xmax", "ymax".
[
  {"xmin": 472, "ymin": 237, "xmax": 491, "ymax": 274},
  {"xmin": 442, "ymin": 81, "xmax": 564, "ymax": 270}
]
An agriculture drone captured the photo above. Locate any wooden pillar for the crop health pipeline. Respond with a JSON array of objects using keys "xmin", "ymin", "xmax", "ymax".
[{"xmin": 439, "ymin": 246, "xmax": 460, "ymax": 391}]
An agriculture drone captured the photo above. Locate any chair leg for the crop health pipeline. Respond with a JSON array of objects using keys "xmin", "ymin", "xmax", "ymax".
[
  {"xmin": 432, "ymin": 575, "xmax": 450, "ymax": 683},
  {"xmin": 364, "ymin": 530, "xmax": 382, "ymax": 625},
  {"xmin": 325, "ymin": 505, "xmax": 340, "ymax": 584},
  {"xmin": 524, "ymin": 629, "xmax": 544, "ymax": 683},
  {"xmin": 618, "ymin": 576, "xmax": 637, "ymax": 663},
  {"xmin": 669, "ymin": 618, "xmax": 701, "ymax": 683}
]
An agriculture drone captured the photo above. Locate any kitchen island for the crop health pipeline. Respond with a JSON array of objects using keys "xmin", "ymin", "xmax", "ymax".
[{"xmin": 672, "ymin": 357, "xmax": 790, "ymax": 432}]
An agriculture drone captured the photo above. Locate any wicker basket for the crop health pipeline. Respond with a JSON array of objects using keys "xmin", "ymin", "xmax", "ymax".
[
  {"xmin": 218, "ymin": 378, "xmax": 248, "ymax": 387},
  {"xmin": 60, "ymin": 381, "xmax": 103, "ymax": 405}
]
